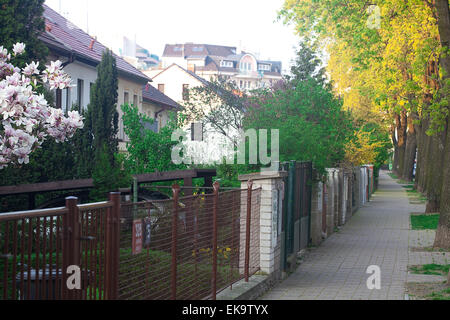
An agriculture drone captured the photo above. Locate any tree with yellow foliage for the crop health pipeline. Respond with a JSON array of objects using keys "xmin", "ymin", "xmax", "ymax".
[{"xmin": 279, "ymin": 0, "xmax": 450, "ymax": 248}]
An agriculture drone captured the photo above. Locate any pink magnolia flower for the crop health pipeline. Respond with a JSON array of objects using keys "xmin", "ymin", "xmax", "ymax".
[
  {"xmin": 0, "ymin": 42, "xmax": 84, "ymax": 168},
  {"xmin": 23, "ymin": 61, "xmax": 40, "ymax": 76},
  {"xmin": 12, "ymin": 43, "xmax": 26, "ymax": 56}
]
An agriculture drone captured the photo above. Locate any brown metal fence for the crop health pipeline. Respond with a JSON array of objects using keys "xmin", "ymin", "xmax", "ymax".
[
  {"xmin": 0, "ymin": 183, "xmax": 261, "ymax": 300},
  {"xmin": 0, "ymin": 194, "xmax": 120, "ymax": 300},
  {"xmin": 117, "ymin": 182, "xmax": 261, "ymax": 300}
]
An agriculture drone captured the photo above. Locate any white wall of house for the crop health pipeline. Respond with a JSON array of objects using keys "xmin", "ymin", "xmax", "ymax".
[
  {"xmin": 58, "ymin": 60, "xmax": 147, "ymax": 149},
  {"xmin": 142, "ymin": 100, "xmax": 171, "ymax": 131},
  {"xmin": 150, "ymin": 65, "xmax": 204, "ymax": 104},
  {"xmin": 58, "ymin": 61, "xmax": 98, "ymax": 112},
  {"xmin": 117, "ymin": 77, "xmax": 145, "ymax": 151}
]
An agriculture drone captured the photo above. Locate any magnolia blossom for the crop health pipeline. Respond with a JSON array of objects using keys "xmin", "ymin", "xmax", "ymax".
[
  {"xmin": 12, "ymin": 43, "xmax": 26, "ymax": 56},
  {"xmin": 0, "ymin": 42, "xmax": 84, "ymax": 169},
  {"xmin": 23, "ymin": 61, "xmax": 39, "ymax": 76}
]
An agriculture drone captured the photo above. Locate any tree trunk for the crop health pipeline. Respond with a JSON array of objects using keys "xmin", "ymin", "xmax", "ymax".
[
  {"xmin": 393, "ymin": 147, "xmax": 399, "ymax": 173},
  {"xmin": 434, "ymin": 120, "xmax": 450, "ymax": 248},
  {"xmin": 433, "ymin": 0, "xmax": 450, "ymax": 249},
  {"xmin": 414, "ymin": 120, "xmax": 423, "ymax": 191},
  {"xmin": 425, "ymin": 132, "xmax": 445, "ymax": 213},
  {"xmin": 391, "ymin": 121, "xmax": 399, "ymax": 173},
  {"xmin": 420, "ymin": 119, "xmax": 432, "ymax": 194},
  {"xmin": 396, "ymin": 110, "xmax": 408, "ymax": 177},
  {"xmin": 447, "ymin": 270, "xmax": 450, "ymax": 287},
  {"xmin": 402, "ymin": 116, "xmax": 417, "ymax": 182}
]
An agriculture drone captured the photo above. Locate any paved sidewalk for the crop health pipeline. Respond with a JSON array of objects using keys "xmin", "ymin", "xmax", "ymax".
[{"xmin": 261, "ymin": 171, "xmax": 412, "ymax": 300}]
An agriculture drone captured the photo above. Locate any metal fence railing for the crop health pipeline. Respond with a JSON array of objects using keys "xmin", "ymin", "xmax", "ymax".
[
  {"xmin": 118, "ymin": 182, "xmax": 261, "ymax": 300},
  {"xmin": 0, "ymin": 183, "xmax": 261, "ymax": 300},
  {"xmin": 0, "ymin": 194, "xmax": 120, "ymax": 300}
]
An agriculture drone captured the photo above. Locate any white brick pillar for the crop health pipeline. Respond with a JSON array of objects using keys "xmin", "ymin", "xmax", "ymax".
[{"xmin": 238, "ymin": 172, "xmax": 287, "ymax": 277}]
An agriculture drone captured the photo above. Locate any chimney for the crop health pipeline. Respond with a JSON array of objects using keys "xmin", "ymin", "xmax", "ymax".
[
  {"xmin": 89, "ymin": 38, "xmax": 96, "ymax": 50},
  {"xmin": 187, "ymin": 63, "xmax": 195, "ymax": 73}
]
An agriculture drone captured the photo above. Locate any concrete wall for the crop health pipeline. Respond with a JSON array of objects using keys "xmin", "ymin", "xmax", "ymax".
[
  {"xmin": 310, "ymin": 181, "xmax": 324, "ymax": 246},
  {"xmin": 236, "ymin": 165, "xmax": 377, "ymax": 285},
  {"xmin": 311, "ymin": 166, "xmax": 374, "ymax": 242},
  {"xmin": 326, "ymin": 169, "xmax": 336, "ymax": 236}
]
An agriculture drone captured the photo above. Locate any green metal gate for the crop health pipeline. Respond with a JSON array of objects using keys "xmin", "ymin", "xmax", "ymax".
[{"xmin": 279, "ymin": 161, "xmax": 313, "ymax": 272}]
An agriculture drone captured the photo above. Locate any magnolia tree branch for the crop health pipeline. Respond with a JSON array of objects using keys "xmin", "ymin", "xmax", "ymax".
[{"xmin": 0, "ymin": 42, "xmax": 84, "ymax": 168}]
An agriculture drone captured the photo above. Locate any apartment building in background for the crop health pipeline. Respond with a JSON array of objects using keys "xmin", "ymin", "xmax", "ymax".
[{"xmin": 160, "ymin": 43, "xmax": 283, "ymax": 90}]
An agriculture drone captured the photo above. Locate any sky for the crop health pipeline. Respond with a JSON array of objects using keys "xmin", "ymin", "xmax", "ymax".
[{"xmin": 44, "ymin": 0, "xmax": 301, "ymax": 74}]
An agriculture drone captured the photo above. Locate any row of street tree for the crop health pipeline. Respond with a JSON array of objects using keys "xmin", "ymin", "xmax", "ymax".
[{"xmin": 277, "ymin": 0, "xmax": 450, "ymax": 248}]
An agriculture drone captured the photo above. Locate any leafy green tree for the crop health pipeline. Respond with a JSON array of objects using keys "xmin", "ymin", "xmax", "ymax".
[
  {"xmin": 181, "ymin": 76, "xmax": 247, "ymax": 146},
  {"xmin": 287, "ymin": 38, "xmax": 327, "ymax": 86},
  {"xmin": 121, "ymin": 104, "xmax": 185, "ymax": 174},
  {"xmin": 0, "ymin": 0, "xmax": 49, "ymax": 68},
  {"xmin": 244, "ymin": 78, "xmax": 355, "ymax": 175}
]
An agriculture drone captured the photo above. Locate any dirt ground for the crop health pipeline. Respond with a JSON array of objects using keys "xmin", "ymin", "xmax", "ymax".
[{"xmin": 406, "ymin": 282, "xmax": 450, "ymax": 300}]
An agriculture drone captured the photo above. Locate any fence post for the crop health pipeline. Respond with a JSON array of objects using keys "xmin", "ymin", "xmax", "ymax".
[
  {"xmin": 63, "ymin": 196, "xmax": 80, "ymax": 300},
  {"xmin": 244, "ymin": 180, "xmax": 253, "ymax": 282},
  {"xmin": 110, "ymin": 192, "xmax": 121, "ymax": 300},
  {"xmin": 286, "ymin": 161, "xmax": 295, "ymax": 256},
  {"xmin": 104, "ymin": 192, "xmax": 120, "ymax": 300},
  {"xmin": 212, "ymin": 181, "xmax": 220, "ymax": 300},
  {"xmin": 171, "ymin": 184, "xmax": 180, "ymax": 300}
]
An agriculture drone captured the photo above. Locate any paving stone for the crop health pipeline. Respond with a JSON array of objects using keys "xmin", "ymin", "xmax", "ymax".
[{"xmin": 260, "ymin": 171, "xmax": 413, "ymax": 300}]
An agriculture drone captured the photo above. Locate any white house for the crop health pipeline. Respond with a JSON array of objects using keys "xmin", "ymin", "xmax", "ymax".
[{"xmin": 40, "ymin": 5, "xmax": 178, "ymax": 151}]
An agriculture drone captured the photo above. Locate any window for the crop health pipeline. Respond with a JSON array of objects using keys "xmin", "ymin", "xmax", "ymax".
[
  {"xmin": 133, "ymin": 94, "xmax": 138, "ymax": 107},
  {"xmin": 56, "ymin": 89, "xmax": 62, "ymax": 109},
  {"xmin": 220, "ymin": 60, "xmax": 233, "ymax": 68},
  {"xmin": 240, "ymin": 62, "xmax": 252, "ymax": 71},
  {"xmin": 258, "ymin": 64, "xmax": 271, "ymax": 71},
  {"xmin": 124, "ymin": 91, "xmax": 129, "ymax": 105},
  {"xmin": 191, "ymin": 122, "xmax": 203, "ymax": 141},
  {"xmin": 182, "ymin": 84, "xmax": 189, "ymax": 101},
  {"xmin": 239, "ymin": 80, "xmax": 243, "ymax": 88},
  {"xmin": 77, "ymin": 79, "xmax": 84, "ymax": 108},
  {"xmin": 192, "ymin": 46, "xmax": 203, "ymax": 52},
  {"xmin": 158, "ymin": 84, "xmax": 165, "ymax": 93},
  {"xmin": 65, "ymin": 87, "xmax": 71, "ymax": 112}
]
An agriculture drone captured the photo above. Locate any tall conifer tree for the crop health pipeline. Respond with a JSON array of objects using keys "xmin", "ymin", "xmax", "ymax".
[{"xmin": 87, "ymin": 49, "xmax": 119, "ymax": 160}]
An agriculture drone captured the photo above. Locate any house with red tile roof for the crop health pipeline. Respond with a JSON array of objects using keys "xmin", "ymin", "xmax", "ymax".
[
  {"xmin": 39, "ymin": 4, "xmax": 179, "ymax": 150},
  {"xmin": 160, "ymin": 43, "xmax": 283, "ymax": 91},
  {"xmin": 146, "ymin": 63, "xmax": 210, "ymax": 141}
]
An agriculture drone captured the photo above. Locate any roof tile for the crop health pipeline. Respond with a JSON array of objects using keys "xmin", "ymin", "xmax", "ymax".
[{"xmin": 42, "ymin": 4, "xmax": 150, "ymax": 83}]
